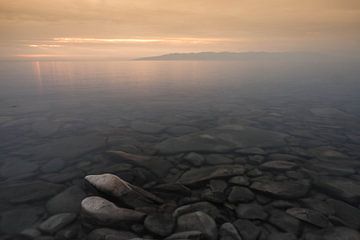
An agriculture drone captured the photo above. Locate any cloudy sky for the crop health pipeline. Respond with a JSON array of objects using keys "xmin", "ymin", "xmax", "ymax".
[{"xmin": 0, "ymin": 0, "xmax": 359, "ymax": 59}]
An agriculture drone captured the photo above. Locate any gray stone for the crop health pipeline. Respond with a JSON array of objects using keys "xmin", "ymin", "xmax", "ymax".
[
  {"xmin": 144, "ymin": 213, "xmax": 175, "ymax": 237},
  {"xmin": 206, "ymin": 154, "xmax": 233, "ymax": 165},
  {"xmin": 300, "ymin": 198, "xmax": 334, "ymax": 216},
  {"xmin": 38, "ymin": 213, "xmax": 77, "ymax": 234},
  {"xmin": 314, "ymin": 177, "xmax": 360, "ymax": 204},
  {"xmin": 326, "ymin": 198, "xmax": 360, "ymax": 229},
  {"xmin": 268, "ymin": 209, "xmax": 300, "ymax": 235},
  {"xmin": 236, "ymin": 147, "xmax": 265, "ymax": 155},
  {"xmin": 227, "ymin": 187, "xmax": 255, "ymax": 203},
  {"xmin": 233, "ymin": 219, "xmax": 260, "ymax": 240},
  {"xmin": 46, "ymin": 186, "xmax": 86, "ymax": 214},
  {"xmin": 250, "ymin": 180, "xmax": 310, "ymax": 199},
  {"xmin": 88, "ymin": 228, "xmax": 138, "ymax": 240},
  {"xmin": 228, "ymin": 176, "xmax": 249, "ymax": 186},
  {"xmin": 176, "ymin": 211, "xmax": 217, "ymax": 240},
  {"xmin": 209, "ymin": 180, "xmax": 228, "ymax": 193},
  {"xmin": 286, "ymin": 208, "xmax": 329, "ymax": 228},
  {"xmin": 0, "ymin": 207, "xmax": 43, "ymax": 234},
  {"xmin": 178, "ymin": 165, "xmax": 245, "ymax": 185},
  {"xmin": 173, "ymin": 201, "xmax": 220, "ymax": 219},
  {"xmin": 248, "ymin": 155, "xmax": 265, "ymax": 165},
  {"xmin": 156, "ymin": 125, "xmax": 288, "ymax": 154},
  {"xmin": 108, "ymin": 151, "xmax": 173, "ymax": 178},
  {"xmin": 268, "ymin": 232, "xmax": 297, "ymax": 240},
  {"xmin": 85, "ymin": 174, "xmax": 163, "ymax": 208},
  {"xmin": 81, "ymin": 196, "xmax": 145, "ymax": 226},
  {"xmin": 219, "ymin": 223, "xmax": 242, "ymax": 240},
  {"xmin": 259, "ymin": 160, "xmax": 298, "ymax": 171},
  {"xmin": 184, "ymin": 153, "xmax": 205, "ymax": 167},
  {"xmin": 165, "ymin": 231, "xmax": 203, "ymax": 240},
  {"xmin": 236, "ymin": 203, "xmax": 267, "ymax": 220},
  {"xmin": 303, "ymin": 227, "xmax": 360, "ymax": 240},
  {"xmin": 0, "ymin": 181, "xmax": 64, "ymax": 203}
]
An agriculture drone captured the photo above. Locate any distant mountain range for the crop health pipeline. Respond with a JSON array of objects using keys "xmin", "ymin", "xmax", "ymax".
[{"xmin": 135, "ymin": 52, "xmax": 322, "ymax": 61}]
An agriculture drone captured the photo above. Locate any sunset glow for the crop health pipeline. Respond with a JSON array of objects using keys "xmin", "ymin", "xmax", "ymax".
[{"xmin": 1, "ymin": 0, "xmax": 359, "ymax": 60}]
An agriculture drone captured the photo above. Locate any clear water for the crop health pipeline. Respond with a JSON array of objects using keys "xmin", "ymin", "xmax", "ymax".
[{"xmin": 0, "ymin": 59, "xmax": 360, "ymax": 235}]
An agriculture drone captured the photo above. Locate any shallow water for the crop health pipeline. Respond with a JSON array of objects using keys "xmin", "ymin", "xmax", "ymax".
[{"xmin": 0, "ymin": 59, "xmax": 360, "ymax": 237}]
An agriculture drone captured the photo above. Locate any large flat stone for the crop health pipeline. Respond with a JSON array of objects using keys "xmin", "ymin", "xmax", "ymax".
[
  {"xmin": 156, "ymin": 125, "xmax": 287, "ymax": 154},
  {"xmin": 178, "ymin": 165, "xmax": 245, "ymax": 185},
  {"xmin": 250, "ymin": 180, "xmax": 310, "ymax": 199},
  {"xmin": 314, "ymin": 177, "xmax": 360, "ymax": 204}
]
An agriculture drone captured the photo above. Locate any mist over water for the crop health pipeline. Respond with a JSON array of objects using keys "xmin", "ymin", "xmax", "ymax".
[{"xmin": 0, "ymin": 58, "xmax": 360, "ymax": 238}]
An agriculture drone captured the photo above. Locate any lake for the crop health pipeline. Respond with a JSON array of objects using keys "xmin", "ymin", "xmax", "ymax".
[{"xmin": 0, "ymin": 59, "xmax": 360, "ymax": 239}]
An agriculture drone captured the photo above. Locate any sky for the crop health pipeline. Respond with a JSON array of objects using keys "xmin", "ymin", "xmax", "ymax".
[{"xmin": 0, "ymin": 0, "xmax": 359, "ymax": 60}]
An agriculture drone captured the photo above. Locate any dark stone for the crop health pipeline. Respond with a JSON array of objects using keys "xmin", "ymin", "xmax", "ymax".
[
  {"xmin": 87, "ymin": 228, "xmax": 138, "ymax": 240},
  {"xmin": 144, "ymin": 213, "xmax": 175, "ymax": 237},
  {"xmin": 165, "ymin": 230, "xmax": 203, "ymax": 240},
  {"xmin": 176, "ymin": 211, "xmax": 217, "ymax": 240},
  {"xmin": 46, "ymin": 186, "xmax": 86, "ymax": 214},
  {"xmin": 233, "ymin": 219, "xmax": 260, "ymax": 240},
  {"xmin": 326, "ymin": 198, "xmax": 360, "ymax": 229},
  {"xmin": 250, "ymin": 180, "xmax": 310, "ymax": 199},
  {"xmin": 286, "ymin": 208, "xmax": 329, "ymax": 228},
  {"xmin": 173, "ymin": 201, "xmax": 220, "ymax": 219},
  {"xmin": 38, "ymin": 213, "xmax": 77, "ymax": 234},
  {"xmin": 178, "ymin": 165, "xmax": 245, "ymax": 185},
  {"xmin": 227, "ymin": 186, "xmax": 255, "ymax": 203},
  {"xmin": 260, "ymin": 160, "xmax": 298, "ymax": 171},
  {"xmin": 314, "ymin": 177, "xmax": 360, "ymax": 204},
  {"xmin": 219, "ymin": 222, "xmax": 242, "ymax": 240},
  {"xmin": 236, "ymin": 203, "xmax": 267, "ymax": 220},
  {"xmin": 268, "ymin": 209, "xmax": 301, "ymax": 235}
]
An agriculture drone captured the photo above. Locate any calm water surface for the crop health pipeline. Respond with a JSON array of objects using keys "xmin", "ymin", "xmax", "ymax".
[{"xmin": 0, "ymin": 59, "xmax": 360, "ymax": 236}]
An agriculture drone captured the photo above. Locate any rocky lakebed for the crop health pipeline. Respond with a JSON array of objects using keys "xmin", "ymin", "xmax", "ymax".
[{"xmin": 1, "ymin": 106, "xmax": 360, "ymax": 240}]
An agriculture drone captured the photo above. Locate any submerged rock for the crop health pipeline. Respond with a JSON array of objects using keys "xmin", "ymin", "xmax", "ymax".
[
  {"xmin": 107, "ymin": 151, "xmax": 173, "ymax": 177},
  {"xmin": 259, "ymin": 160, "xmax": 298, "ymax": 171},
  {"xmin": 286, "ymin": 208, "xmax": 329, "ymax": 228},
  {"xmin": 178, "ymin": 165, "xmax": 245, "ymax": 185},
  {"xmin": 173, "ymin": 201, "xmax": 220, "ymax": 219},
  {"xmin": 326, "ymin": 199, "xmax": 360, "ymax": 229},
  {"xmin": 156, "ymin": 125, "xmax": 287, "ymax": 154},
  {"xmin": 268, "ymin": 209, "xmax": 301, "ymax": 235},
  {"xmin": 38, "ymin": 213, "xmax": 77, "ymax": 234},
  {"xmin": 219, "ymin": 222, "xmax": 242, "ymax": 240},
  {"xmin": 236, "ymin": 203, "xmax": 268, "ymax": 220},
  {"xmin": 165, "ymin": 231, "xmax": 203, "ymax": 240},
  {"xmin": 314, "ymin": 176, "xmax": 360, "ymax": 204},
  {"xmin": 144, "ymin": 213, "xmax": 175, "ymax": 237},
  {"xmin": 46, "ymin": 185, "xmax": 87, "ymax": 214},
  {"xmin": 88, "ymin": 228, "xmax": 138, "ymax": 240},
  {"xmin": 81, "ymin": 196, "xmax": 145, "ymax": 226},
  {"xmin": 85, "ymin": 173, "xmax": 163, "ymax": 208},
  {"xmin": 227, "ymin": 186, "xmax": 255, "ymax": 203},
  {"xmin": 176, "ymin": 211, "xmax": 217, "ymax": 240},
  {"xmin": 303, "ymin": 227, "xmax": 360, "ymax": 240},
  {"xmin": 233, "ymin": 219, "xmax": 260, "ymax": 240},
  {"xmin": 250, "ymin": 180, "xmax": 310, "ymax": 199}
]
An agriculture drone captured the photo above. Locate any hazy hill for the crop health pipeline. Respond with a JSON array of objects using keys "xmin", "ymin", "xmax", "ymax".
[{"xmin": 135, "ymin": 52, "xmax": 321, "ymax": 61}]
